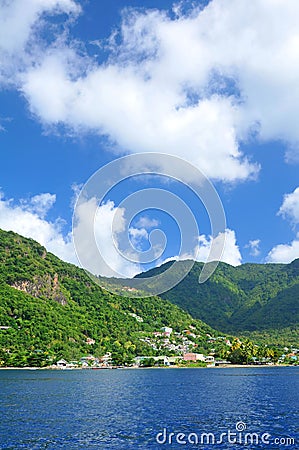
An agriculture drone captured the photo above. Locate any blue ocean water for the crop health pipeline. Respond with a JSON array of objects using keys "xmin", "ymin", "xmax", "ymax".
[{"xmin": 0, "ymin": 367, "xmax": 298, "ymax": 449}]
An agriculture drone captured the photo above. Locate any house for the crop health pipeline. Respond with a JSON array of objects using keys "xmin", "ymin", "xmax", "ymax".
[
  {"xmin": 65, "ymin": 362, "xmax": 77, "ymax": 369},
  {"xmin": 161, "ymin": 326, "xmax": 173, "ymax": 336},
  {"xmin": 214, "ymin": 360, "xmax": 231, "ymax": 366},
  {"xmin": 100, "ymin": 353, "xmax": 112, "ymax": 366},
  {"xmin": 183, "ymin": 353, "xmax": 205, "ymax": 362},
  {"xmin": 79, "ymin": 355, "xmax": 97, "ymax": 367},
  {"xmin": 86, "ymin": 338, "xmax": 96, "ymax": 345},
  {"xmin": 205, "ymin": 356, "xmax": 215, "ymax": 364},
  {"xmin": 56, "ymin": 359, "xmax": 68, "ymax": 368},
  {"xmin": 122, "ymin": 286, "xmax": 138, "ymax": 292}
]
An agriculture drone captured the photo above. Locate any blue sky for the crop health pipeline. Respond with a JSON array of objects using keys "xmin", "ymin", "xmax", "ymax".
[{"xmin": 1, "ymin": 0, "xmax": 299, "ymax": 277}]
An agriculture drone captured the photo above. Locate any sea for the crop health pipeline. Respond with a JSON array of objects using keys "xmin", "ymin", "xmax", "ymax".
[{"xmin": 0, "ymin": 367, "xmax": 298, "ymax": 449}]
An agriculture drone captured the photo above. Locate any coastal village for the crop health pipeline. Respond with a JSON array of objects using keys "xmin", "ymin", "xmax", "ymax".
[{"xmin": 50, "ymin": 325, "xmax": 299, "ymax": 370}]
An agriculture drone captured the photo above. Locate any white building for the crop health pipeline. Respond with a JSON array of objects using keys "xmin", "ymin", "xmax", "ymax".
[
  {"xmin": 161, "ymin": 326, "xmax": 173, "ymax": 335},
  {"xmin": 183, "ymin": 353, "xmax": 206, "ymax": 362},
  {"xmin": 56, "ymin": 359, "xmax": 67, "ymax": 368},
  {"xmin": 205, "ymin": 356, "xmax": 215, "ymax": 364}
]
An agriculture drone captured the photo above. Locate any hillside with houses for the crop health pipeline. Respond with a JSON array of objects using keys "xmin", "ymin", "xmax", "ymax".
[
  {"xmin": 0, "ymin": 229, "xmax": 297, "ymax": 368},
  {"xmin": 135, "ymin": 259, "xmax": 299, "ymax": 347}
]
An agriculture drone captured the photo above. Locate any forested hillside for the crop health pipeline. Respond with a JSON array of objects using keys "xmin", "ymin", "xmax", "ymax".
[
  {"xmin": 136, "ymin": 259, "xmax": 299, "ymax": 340},
  {"xmin": 0, "ymin": 229, "xmax": 215, "ymax": 366}
]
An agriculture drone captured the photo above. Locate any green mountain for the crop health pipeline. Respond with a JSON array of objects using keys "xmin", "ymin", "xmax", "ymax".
[
  {"xmin": 0, "ymin": 229, "xmax": 216, "ymax": 367},
  {"xmin": 1, "ymin": 228, "xmax": 297, "ymax": 367},
  {"xmin": 136, "ymin": 259, "xmax": 299, "ymax": 338}
]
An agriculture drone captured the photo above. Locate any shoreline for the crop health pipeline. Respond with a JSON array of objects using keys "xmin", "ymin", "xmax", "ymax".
[{"xmin": 0, "ymin": 364, "xmax": 296, "ymax": 370}]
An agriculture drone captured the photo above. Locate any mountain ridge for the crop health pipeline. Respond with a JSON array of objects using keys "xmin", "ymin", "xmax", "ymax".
[{"xmin": 135, "ymin": 258, "xmax": 299, "ymax": 335}]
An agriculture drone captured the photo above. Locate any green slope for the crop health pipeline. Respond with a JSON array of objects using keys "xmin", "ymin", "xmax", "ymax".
[
  {"xmin": 0, "ymin": 229, "xmax": 216, "ymax": 366},
  {"xmin": 136, "ymin": 259, "xmax": 299, "ymax": 335}
]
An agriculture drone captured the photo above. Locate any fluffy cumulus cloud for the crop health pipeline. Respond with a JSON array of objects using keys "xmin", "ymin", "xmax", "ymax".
[
  {"xmin": 73, "ymin": 199, "xmax": 142, "ymax": 278},
  {"xmin": 3, "ymin": 0, "xmax": 299, "ymax": 182},
  {"xmin": 20, "ymin": 193, "xmax": 56, "ymax": 219},
  {"xmin": 267, "ymin": 234, "xmax": 299, "ymax": 264},
  {"xmin": 278, "ymin": 187, "xmax": 299, "ymax": 224},
  {"xmin": 170, "ymin": 228, "xmax": 242, "ymax": 266},
  {"xmin": 73, "ymin": 201, "xmax": 166, "ymax": 277},
  {"xmin": 0, "ymin": 0, "xmax": 80, "ymax": 85},
  {"xmin": 195, "ymin": 228, "xmax": 242, "ymax": 266},
  {"xmin": 267, "ymin": 187, "xmax": 299, "ymax": 263},
  {"xmin": 0, "ymin": 191, "xmax": 76, "ymax": 263},
  {"xmin": 14, "ymin": 0, "xmax": 299, "ymax": 181},
  {"xmin": 93, "ymin": 201, "xmax": 142, "ymax": 277}
]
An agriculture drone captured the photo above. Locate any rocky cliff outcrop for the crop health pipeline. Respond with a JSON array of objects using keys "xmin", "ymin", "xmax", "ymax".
[{"xmin": 11, "ymin": 274, "xmax": 68, "ymax": 305}]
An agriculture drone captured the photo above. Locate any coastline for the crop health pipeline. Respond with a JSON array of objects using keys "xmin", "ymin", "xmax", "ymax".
[{"xmin": 0, "ymin": 364, "xmax": 296, "ymax": 370}]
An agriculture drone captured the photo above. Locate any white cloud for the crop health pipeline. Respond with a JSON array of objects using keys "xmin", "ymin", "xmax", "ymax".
[
  {"xmin": 129, "ymin": 226, "xmax": 148, "ymax": 249},
  {"xmin": 73, "ymin": 199, "xmax": 141, "ymax": 278},
  {"xmin": 0, "ymin": 192, "xmax": 76, "ymax": 264},
  {"xmin": 94, "ymin": 201, "xmax": 141, "ymax": 277},
  {"xmin": 20, "ymin": 193, "xmax": 56, "ymax": 219},
  {"xmin": 14, "ymin": 0, "xmax": 299, "ymax": 182},
  {"xmin": 134, "ymin": 216, "xmax": 159, "ymax": 229},
  {"xmin": 267, "ymin": 234, "xmax": 299, "ymax": 263},
  {"xmin": 0, "ymin": 0, "xmax": 80, "ymax": 85},
  {"xmin": 278, "ymin": 187, "xmax": 299, "ymax": 224},
  {"xmin": 22, "ymin": 52, "xmax": 254, "ymax": 182},
  {"xmin": 245, "ymin": 239, "xmax": 261, "ymax": 257},
  {"xmin": 128, "ymin": 215, "xmax": 160, "ymax": 250},
  {"xmin": 166, "ymin": 228, "xmax": 242, "ymax": 266},
  {"xmin": 267, "ymin": 187, "xmax": 299, "ymax": 263},
  {"xmin": 0, "ymin": 0, "xmax": 79, "ymax": 51},
  {"xmin": 196, "ymin": 228, "xmax": 242, "ymax": 266}
]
